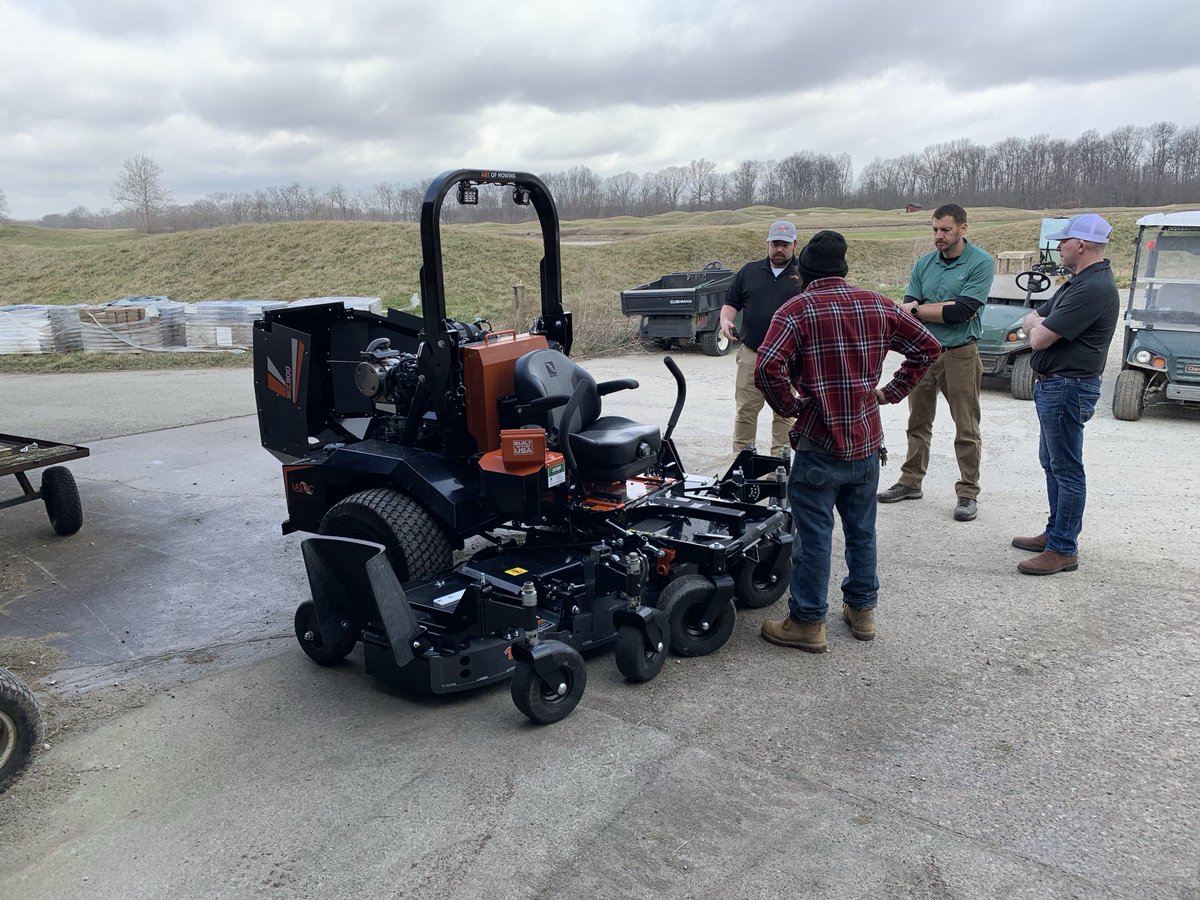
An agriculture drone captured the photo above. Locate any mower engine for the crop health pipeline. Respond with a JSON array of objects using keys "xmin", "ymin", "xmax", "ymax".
[{"xmin": 354, "ymin": 338, "xmax": 420, "ymax": 412}]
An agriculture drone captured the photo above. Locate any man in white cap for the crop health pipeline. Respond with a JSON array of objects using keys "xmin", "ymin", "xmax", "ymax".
[
  {"xmin": 719, "ymin": 220, "xmax": 801, "ymax": 457},
  {"xmin": 1013, "ymin": 213, "xmax": 1120, "ymax": 576}
]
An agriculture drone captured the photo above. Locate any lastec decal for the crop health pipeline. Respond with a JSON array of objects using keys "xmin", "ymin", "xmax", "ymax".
[{"xmin": 267, "ymin": 337, "xmax": 305, "ymax": 403}]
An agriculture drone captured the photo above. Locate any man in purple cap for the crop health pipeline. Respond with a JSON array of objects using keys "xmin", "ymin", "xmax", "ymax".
[
  {"xmin": 1013, "ymin": 213, "xmax": 1120, "ymax": 576},
  {"xmin": 719, "ymin": 220, "xmax": 802, "ymax": 457}
]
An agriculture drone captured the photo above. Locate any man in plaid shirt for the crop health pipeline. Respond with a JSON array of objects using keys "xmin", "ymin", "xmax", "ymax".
[{"xmin": 754, "ymin": 230, "xmax": 940, "ymax": 652}]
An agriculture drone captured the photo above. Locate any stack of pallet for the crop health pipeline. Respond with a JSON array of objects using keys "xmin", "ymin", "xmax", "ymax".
[{"xmin": 79, "ymin": 305, "xmax": 165, "ymax": 353}]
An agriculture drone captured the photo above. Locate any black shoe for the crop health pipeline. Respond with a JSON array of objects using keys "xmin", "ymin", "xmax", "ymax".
[
  {"xmin": 878, "ymin": 482, "xmax": 922, "ymax": 503},
  {"xmin": 954, "ymin": 497, "xmax": 978, "ymax": 521}
]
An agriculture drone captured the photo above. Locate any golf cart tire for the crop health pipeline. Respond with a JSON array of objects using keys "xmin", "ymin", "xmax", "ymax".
[
  {"xmin": 41, "ymin": 466, "xmax": 83, "ymax": 536},
  {"xmin": 698, "ymin": 328, "xmax": 731, "ymax": 357},
  {"xmin": 0, "ymin": 667, "xmax": 42, "ymax": 795},
  {"xmin": 318, "ymin": 488, "xmax": 452, "ymax": 583},
  {"xmin": 659, "ymin": 574, "xmax": 736, "ymax": 657},
  {"xmin": 294, "ymin": 600, "xmax": 356, "ymax": 666},
  {"xmin": 1010, "ymin": 354, "xmax": 1035, "ymax": 401},
  {"xmin": 640, "ymin": 336, "xmax": 673, "ymax": 352},
  {"xmin": 733, "ymin": 543, "xmax": 791, "ymax": 609},
  {"xmin": 614, "ymin": 623, "xmax": 668, "ymax": 683},
  {"xmin": 511, "ymin": 646, "xmax": 587, "ymax": 724},
  {"xmin": 1113, "ymin": 370, "xmax": 1147, "ymax": 421}
]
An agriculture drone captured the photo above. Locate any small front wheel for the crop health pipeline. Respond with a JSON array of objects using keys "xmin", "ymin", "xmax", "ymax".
[
  {"xmin": 659, "ymin": 575, "xmax": 736, "ymax": 657},
  {"xmin": 1112, "ymin": 369, "xmax": 1147, "ymax": 421},
  {"xmin": 294, "ymin": 601, "xmax": 356, "ymax": 666},
  {"xmin": 41, "ymin": 467, "xmax": 83, "ymax": 535},
  {"xmin": 733, "ymin": 543, "xmax": 791, "ymax": 609},
  {"xmin": 614, "ymin": 622, "xmax": 668, "ymax": 683},
  {"xmin": 511, "ymin": 647, "xmax": 587, "ymax": 724}
]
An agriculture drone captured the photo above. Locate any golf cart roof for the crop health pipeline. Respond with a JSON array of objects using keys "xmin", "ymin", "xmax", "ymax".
[{"xmin": 1135, "ymin": 211, "xmax": 1200, "ymax": 228}]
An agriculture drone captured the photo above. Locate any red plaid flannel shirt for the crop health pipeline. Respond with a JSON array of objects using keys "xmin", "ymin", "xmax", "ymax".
[{"xmin": 754, "ymin": 278, "xmax": 941, "ymax": 460}]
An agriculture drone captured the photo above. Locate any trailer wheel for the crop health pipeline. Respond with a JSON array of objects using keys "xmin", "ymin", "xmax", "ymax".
[
  {"xmin": 659, "ymin": 574, "xmax": 736, "ymax": 657},
  {"xmin": 733, "ymin": 542, "xmax": 791, "ymax": 609},
  {"xmin": 698, "ymin": 329, "xmax": 731, "ymax": 357},
  {"xmin": 294, "ymin": 601, "xmax": 356, "ymax": 666},
  {"xmin": 0, "ymin": 667, "xmax": 42, "ymax": 794},
  {"xmin": 1010, "ymin": 354, "xmax": 1035, "ymax": 401},
  {"xmin": 41, "ymin": 467, "xmax": 83, "ymax": 535},
  {"xmin": 511, "ymin": 648, "xmax": 586, "ymax": 724},
  {"xmin": 614, "ymin": 623, "xmax": 667, "ymax": 683},
  {"xmin": 1112, "ymin": 369, "xmax": 1146, "ymax": 421},
  {"xmin": 319, "ymin": 489, "xmax": 451, "ymax": 583}
]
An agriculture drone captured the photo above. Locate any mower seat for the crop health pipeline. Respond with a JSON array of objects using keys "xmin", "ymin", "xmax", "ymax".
[{"xmin": 513, "ymin": 348, "xmax": 661, "ymax": 482}]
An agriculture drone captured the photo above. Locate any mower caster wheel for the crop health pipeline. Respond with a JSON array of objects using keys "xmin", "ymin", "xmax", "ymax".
[
  {"xmin": 294, "ymin": 601, "xmax": 356, "ymax": 666},
  {"xmin": 733, "ymin": 542, "xmax": 790, "ymax": 609},
  {"xmin": 659, "ymin": 574, "xmax": 736, "ymax": 657},
  {"xmin": 511, "ymin": 644, "xmax": 586, "ymax": 725},
  {"xmin": 614, "ymin": 619, "xmax": 668, "ymax": 683}
]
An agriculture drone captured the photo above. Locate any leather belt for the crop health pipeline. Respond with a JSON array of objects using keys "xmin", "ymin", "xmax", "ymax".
[
  {"xmin": 1034, "ymin": 373, "xmax": 1061, "ymax": 382},
  {"xmin": 944, "ymin": 338, "xmax": 978, "ymax": 350}
]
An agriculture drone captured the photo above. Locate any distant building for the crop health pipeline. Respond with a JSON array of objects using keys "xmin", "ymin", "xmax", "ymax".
[{"xmin": 905, "ymin": 203, "xmax": 924, "ymax": 213}]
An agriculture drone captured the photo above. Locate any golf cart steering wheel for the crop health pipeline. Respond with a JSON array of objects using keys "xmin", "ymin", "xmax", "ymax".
[{"xmin": 1015, "ymin": 271, "xmax": 1052, "ymax": 294}]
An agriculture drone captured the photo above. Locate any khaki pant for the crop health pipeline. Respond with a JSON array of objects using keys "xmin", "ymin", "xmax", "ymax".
[
  {"xmin": 733, "ymin": 343, "xmax": 793, "ymax": 456},
  {"xmin": 898, "ymin": 342, "xmax": 982, "ymax": 499}
]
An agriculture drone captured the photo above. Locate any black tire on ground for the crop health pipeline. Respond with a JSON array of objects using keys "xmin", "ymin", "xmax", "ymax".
[
  {"xmin": 0, "ymin": 667, "xmax": 42, "ymax": 794},
  {"xmin": 1112, "ymin": 369, "xmax": 1147, "ymax": 421},
  {"xmin": 658, "ymin": 574, "xmax": 736, "ymax": 657},
  {"xmin": 41, "ymin": 466, "xmax": 83, "ymax": 535},
  {"xmin": 293, "ymin": 600, "xmax": 356, "ymax": 666},
  {"xmin": 318, "ymin": 488, "xmax": 452, "ymax": 583},
  {"xmin": 1010, "ymin": 354, "xmax": 1035, "ymax": 401},
  {"xmin": 697, "ymin": 328, "xmax": 732, "ymax": 357},
  {"xmin": 510, "ymin": 648, "xmax": 587, "ymax": 724},
  {"xmin": 614, "ymin": 622, "xmax": 668, "ymax": 683},
  {"xmin": 639, "ymin": 336, "xmax": 672, "ymax": 352},
  {"xmin": 733, "ymin": 541, "xmax": 791, "ymax": 609}
]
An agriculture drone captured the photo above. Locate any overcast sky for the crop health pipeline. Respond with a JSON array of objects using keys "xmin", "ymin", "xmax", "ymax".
[{"xmin": 3, "ymin": 0, "xmax": 1199, "ymax": 219}]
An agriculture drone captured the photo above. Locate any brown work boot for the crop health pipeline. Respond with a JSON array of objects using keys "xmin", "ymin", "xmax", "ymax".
[
  {"xmin": 1017, "ymin": 550, "xmax": 1078, "ymax": 576},
  {"xmin": 760, "ymin": 616, "xmax": 827, "ymax": 653},
  {"xmin": 1012, "ymin": 533, "xmax": 1048, "ymax": 552},
  {"xmin": 842, "ymin": 604, "xmax": 876, "ymax": 641}
]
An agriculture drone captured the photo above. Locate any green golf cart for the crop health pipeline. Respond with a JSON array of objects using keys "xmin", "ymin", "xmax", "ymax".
[
  {"xmin": 978, "ymin": 218, "xmax": 1072, "ymax": 400},
  {"xmin": 1113, "ymin": 210, "xmax": 1200, "ymax": 420}
]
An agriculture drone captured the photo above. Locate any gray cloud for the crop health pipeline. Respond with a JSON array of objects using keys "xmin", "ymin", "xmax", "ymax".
[{"xmin": 3, "ymin": 0, "xmax": 1199, "ymax": 218}]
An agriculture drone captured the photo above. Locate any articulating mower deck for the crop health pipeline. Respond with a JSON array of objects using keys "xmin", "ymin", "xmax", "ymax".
[{"xmin": 253, "ymin": 169, "xmax": 793, "ymax": 723}]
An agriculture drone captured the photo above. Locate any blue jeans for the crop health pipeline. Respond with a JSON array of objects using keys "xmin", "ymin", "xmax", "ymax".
[
  {"xmin": 787, "ymin": 450, "xmax": 880, "ymax": 623},
  {"xmin": 1034, "ymin": 376, "xmax": 1101, "ymax": 556}
]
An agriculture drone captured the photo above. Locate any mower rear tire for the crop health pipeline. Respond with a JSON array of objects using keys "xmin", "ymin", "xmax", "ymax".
[
  {"xmin": 0, "ymin": 667, "xmax": 42, "ymax": 794},
  {"xmin": 41, "ymin": 466, "xmax": 83, "ymax": 536},
  {"xmin": 659, "ymin": 574, "xmax": 736, "ymax": 657},
  {"xmin": 318, "ymin": 488, "xmax": 451, "ymax": 583},
  {"xmin": 733, "ymin": 542, "xmax": 791, "ymax": 609},
  {"xmin": 614, "ymin": 623, "xmax": 667, "ymax": 683},
  {"xmin": 294, "ymin": 601, "xmax": 356, "ymax": 666},
  {"xmin": 698, "ymin": 328, "xmax": 731, "ymax": 357},
  {"xmin": 511, "ymin": 647, "xmax": 587, "ymax": 724}
]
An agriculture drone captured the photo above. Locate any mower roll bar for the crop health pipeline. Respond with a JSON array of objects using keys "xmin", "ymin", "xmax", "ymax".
[{"xmin": 418, "ymin": 169, "xmax": 571, "ymax": 354}]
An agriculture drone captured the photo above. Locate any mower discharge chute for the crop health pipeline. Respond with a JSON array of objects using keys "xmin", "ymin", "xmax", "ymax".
[{"xmin": 253, "ymin": 169, "xmax": 794, "ymax": 724}]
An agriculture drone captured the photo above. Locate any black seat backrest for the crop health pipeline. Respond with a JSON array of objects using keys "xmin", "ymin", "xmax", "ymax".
[{"xmin": 513, "ymin": 349, "xmax": 601, "ymax": 437}]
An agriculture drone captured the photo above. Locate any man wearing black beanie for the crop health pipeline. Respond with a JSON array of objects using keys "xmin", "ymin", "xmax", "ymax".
[{"xmin": 755, "ymin": 231, "xmax": 941, "ymax": 652}]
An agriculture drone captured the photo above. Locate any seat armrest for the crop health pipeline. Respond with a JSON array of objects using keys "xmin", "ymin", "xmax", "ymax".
[
  {"xmin": 597, "ymin": 378, "xmax": 639, "ymax": 396},
  {"xmin": 516, "ymin": 393, "xmax": 571, "ymax": 417}
]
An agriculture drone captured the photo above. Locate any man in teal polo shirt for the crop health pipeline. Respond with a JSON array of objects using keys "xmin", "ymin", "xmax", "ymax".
[{"xmin": 878, "ymin": 203, "xmax": 994, "ymax": 521}]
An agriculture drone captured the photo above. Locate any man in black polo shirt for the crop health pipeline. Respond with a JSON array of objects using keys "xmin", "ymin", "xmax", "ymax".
[
  {"xmin": 1013, "ymin": 213, "xmax": 1120, "ymax": 575},
  {"xmin": 719, "ymin": 220, "xmax": 801, "ymax": 457}
]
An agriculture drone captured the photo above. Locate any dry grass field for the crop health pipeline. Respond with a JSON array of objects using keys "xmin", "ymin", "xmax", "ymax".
[{"xmin": 0, "ymin": 202, "xmax": 1178, "ymax": 373}]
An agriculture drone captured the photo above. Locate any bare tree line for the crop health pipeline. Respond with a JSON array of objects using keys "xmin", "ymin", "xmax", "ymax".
[{"xmin": 24, "ymin": 121, "xmax": 1200, "ymax": 233}]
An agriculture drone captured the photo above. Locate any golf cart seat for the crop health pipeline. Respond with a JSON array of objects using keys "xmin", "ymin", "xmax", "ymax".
[
  {"xmin": 514, "ymin": 348, "xmax": 661, "ymax": 482},
  {"xmin": 1156, "ymin": 282, "xmax": 1200, "ymax": 314}
]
